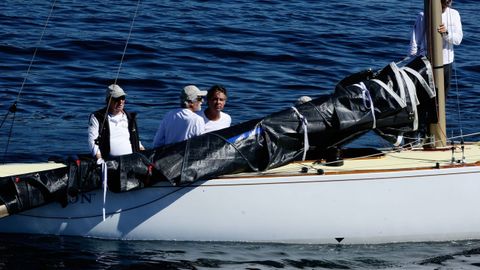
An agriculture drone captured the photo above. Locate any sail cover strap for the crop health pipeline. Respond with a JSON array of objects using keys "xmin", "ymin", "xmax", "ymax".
[
  {"xmin": 403, "ymin": 67, "xmax": 436, "ymax": 98},
  {"xmin": 391, "ymin": 62, "xmax": 407, "ymax": 101},
  {"xmin": 354, "ymin": 82, "xmax": 377, "ymax": 129},
  {"xmin": 371, "ymin": 79, "xmax": 407, "ymax": 108},
  {"xmin": 391, "ymin": 62, "xmax": 419, "ymax": 130},
  {"xmin": 398, "ymin": 68, "xmax": 419, "ymax": 130},
  {"xmin": 291, "ymin": 107, "xmax": 310, "ymax": 161}
]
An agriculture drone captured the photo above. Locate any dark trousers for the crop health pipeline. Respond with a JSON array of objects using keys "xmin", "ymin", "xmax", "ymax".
[{"xmin": 444, "ymin": 63, "xmax": 452, "ymax": 97}]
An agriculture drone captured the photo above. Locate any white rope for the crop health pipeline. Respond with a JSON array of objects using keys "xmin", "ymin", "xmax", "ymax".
[
  {"xmin": 354, "ymin": 82, "xmax": 377, "ymax": 129},
  {"xmin": 393, "ymin": 134, "xmax": 404, "ymax": 147},
  {"xmin": 291, "ymin": 107, "xmax": 309, "ymax": 161},
  {"xmin": 101, "ymin": 162, "xmax": 108, "ymax": 221}
]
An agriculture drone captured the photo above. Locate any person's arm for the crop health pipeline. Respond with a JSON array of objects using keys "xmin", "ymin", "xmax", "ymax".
[
  {"xmin": 88, "ymin": 114, "xmax": 102, "ymax": 159},
  {"xmin": 447, "ymin": 11, "xmax": 463, "ymax": 46},
  {"xmin": 195, "ymin": 117, "xmax": 206, "ymax": 135}
]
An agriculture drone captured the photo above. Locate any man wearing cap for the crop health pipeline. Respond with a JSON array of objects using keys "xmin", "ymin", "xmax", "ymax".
[
  {"xmin": 88, "ymin": 84, "xmax": 144, "ymax": 164},
  {"xmin": 152, "ymin": 85, "xmax": 206, "ymax": 147}
]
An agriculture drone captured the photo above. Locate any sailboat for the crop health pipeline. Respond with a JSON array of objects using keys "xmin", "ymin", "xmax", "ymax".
[{"xmin": 1, "ymin": 1, "xmax": 479, "ymax": 244}]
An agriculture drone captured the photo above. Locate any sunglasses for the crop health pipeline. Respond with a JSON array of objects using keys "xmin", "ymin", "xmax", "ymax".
[
  {"xmin": 195, "ymin": 97, "xmax": 203, "ymax": 102},
  {"xmin": 112, "ymin": 96, "xmax": 126, "ymax": 102}
]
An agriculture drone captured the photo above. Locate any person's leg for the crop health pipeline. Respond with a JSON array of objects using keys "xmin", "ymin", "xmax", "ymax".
[{"xmin": 443, "ymin": 63, "xmax": 452, "ymax": 97}]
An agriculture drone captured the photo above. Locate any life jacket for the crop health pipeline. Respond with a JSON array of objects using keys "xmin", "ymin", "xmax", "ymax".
[{"xmin": 92, "ymin": 107, "xmax": 141, "ymax": 158}]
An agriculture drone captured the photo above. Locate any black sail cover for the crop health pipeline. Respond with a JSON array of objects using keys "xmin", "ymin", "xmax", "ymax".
[
  {"xmin": 151, "ymin": 56, "xmax": 436, "ymax": 185},
  {"xmin": 0, "ymin": 56, "xmax": 436, "ymax": 215}
]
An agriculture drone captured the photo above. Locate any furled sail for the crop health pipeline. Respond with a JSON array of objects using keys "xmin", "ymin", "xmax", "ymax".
[
  {"xmin": 0, "ymin": 56, "xmax": 436, "ymax": 216},
  {"xmin": 149, "ymin": 56, "xmax": 436, "ymax": 185}
]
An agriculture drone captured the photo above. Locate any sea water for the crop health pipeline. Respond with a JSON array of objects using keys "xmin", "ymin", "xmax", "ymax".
[{"xmin": 1, "ymin": 0, "xmax": 480, "ymax": 269}]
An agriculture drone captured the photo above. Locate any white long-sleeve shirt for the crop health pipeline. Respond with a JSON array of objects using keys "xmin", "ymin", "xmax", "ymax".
[
  {"xmin": 409, "ymin": 7, "xmax": 463, "ymax": 65},
  {"xmin": 152, "ymin": 108, "xmax": 205, "ymax": 147}
]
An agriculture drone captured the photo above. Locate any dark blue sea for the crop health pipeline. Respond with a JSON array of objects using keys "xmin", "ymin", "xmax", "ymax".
[{"xmin": 1, "ymin": 0, "xmax": 480, "ymax": 269}]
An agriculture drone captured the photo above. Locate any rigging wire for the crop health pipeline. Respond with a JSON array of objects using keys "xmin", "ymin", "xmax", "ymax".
[
  {"xmin": 436, "ymin": 2, "xmax": 464, "ymax": 143},
  {"xmin": 445, "ymin": 2, "xmax": 465, "ymax": 142},
  {"xmin": 1, "ymin": 0, "xmax": 58, "ymax": 163},
  {"xmin": 453, "ymin": 63, "xmax": 463, "ymax": 140},
  {"xmin": 97, "ymin": 0, "xmax": 142, "ymax": 151},
  {"xmin": 113, "ymin": 0, "xmax": 142, "ymax": 86},
  {"xmin": 423, "ymin": 1, "xmax": 465, "ymax": 146}
]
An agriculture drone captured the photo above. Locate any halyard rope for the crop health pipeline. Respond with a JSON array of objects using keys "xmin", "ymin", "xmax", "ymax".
[
  {"xmin": 291, "ymin": 107, "xmax": 310, "ymax": 161},
  {"xmin": 98, "ymin": 0, "xmax": 142, "ymax": 153},
  {"xmin": 100, "ymin": 0, "xmax": 142, "ymax": 220},
  {"xmin": 354, "ymin": 82, "xmax": 377, "ymax": 129}
]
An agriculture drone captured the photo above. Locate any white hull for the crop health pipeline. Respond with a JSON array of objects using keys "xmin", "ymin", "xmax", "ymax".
[{"xmin": 1, "ymin": 161, "xmax": 480, "ymax": 244}]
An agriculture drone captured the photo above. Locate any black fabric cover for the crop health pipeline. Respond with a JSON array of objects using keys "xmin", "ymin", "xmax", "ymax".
[
  {"xmin": 150, "ymin": 56, "xmax": 436, "ymax": 185},
  {"xmin": 0, "ymin": 56, "xmax": 436, "ymax": 215},
  {"xmin": 0, "ymin": 167, "xmax": 69, "ymax": 215}
]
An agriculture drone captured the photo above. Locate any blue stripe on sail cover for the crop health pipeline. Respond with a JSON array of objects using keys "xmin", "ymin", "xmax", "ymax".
[{"xmin": 226, "ymin": 126, "xmax": 263, "ymax": 144}]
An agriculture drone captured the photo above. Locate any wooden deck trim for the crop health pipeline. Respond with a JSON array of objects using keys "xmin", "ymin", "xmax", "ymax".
[{"xmin": 218, "ymin": 161, "xmax": 480, "ymax": 180}]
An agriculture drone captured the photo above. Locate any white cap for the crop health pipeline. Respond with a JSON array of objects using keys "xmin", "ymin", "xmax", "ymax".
[
  {"xmin": 107, "ymin": 84, "xmax": 127, "ymax": 99},
  {"xmin": 180, "ymin": 85, "xmax": 207, "ymax": 102}
]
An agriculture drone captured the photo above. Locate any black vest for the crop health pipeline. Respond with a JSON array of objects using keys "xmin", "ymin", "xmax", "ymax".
[{"xmin": 92, "ymin": 108, "xmax": 141, "ymax": 158}]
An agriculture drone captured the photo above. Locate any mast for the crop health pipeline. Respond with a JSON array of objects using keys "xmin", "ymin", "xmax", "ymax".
[{"xmin": 426, "ymin": 0, "xmax": 447, "ymax": 147}]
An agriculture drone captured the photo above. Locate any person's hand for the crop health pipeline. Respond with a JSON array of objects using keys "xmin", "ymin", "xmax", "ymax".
[
  {"xmin": 438, "ymin": 24, "xmax": 448, "ymax": 35},
  {"xmin": 96, "ymin": 158, "xmax": 105, "ymax": 165}
]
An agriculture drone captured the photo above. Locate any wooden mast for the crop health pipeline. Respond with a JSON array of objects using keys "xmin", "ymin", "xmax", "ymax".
[{"xmin": 426, "ymin": 0, "xmax": 447, "ymax": 147}]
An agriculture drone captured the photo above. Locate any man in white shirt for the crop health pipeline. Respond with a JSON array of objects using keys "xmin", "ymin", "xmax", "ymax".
[
  {"xmin": 199, "ymin": 84, "xmax": 231, "ymax": 133},
  {"xmin": 88, "ymin": 84, "xmax": 144, "ymax": 164},
  {"xmin": 153, "ymin": 85, "xmax": 207, "ymax": 147},
  {"xmin": 409, "ymin": 0, "xmax": 463, "ymax": 95}
]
